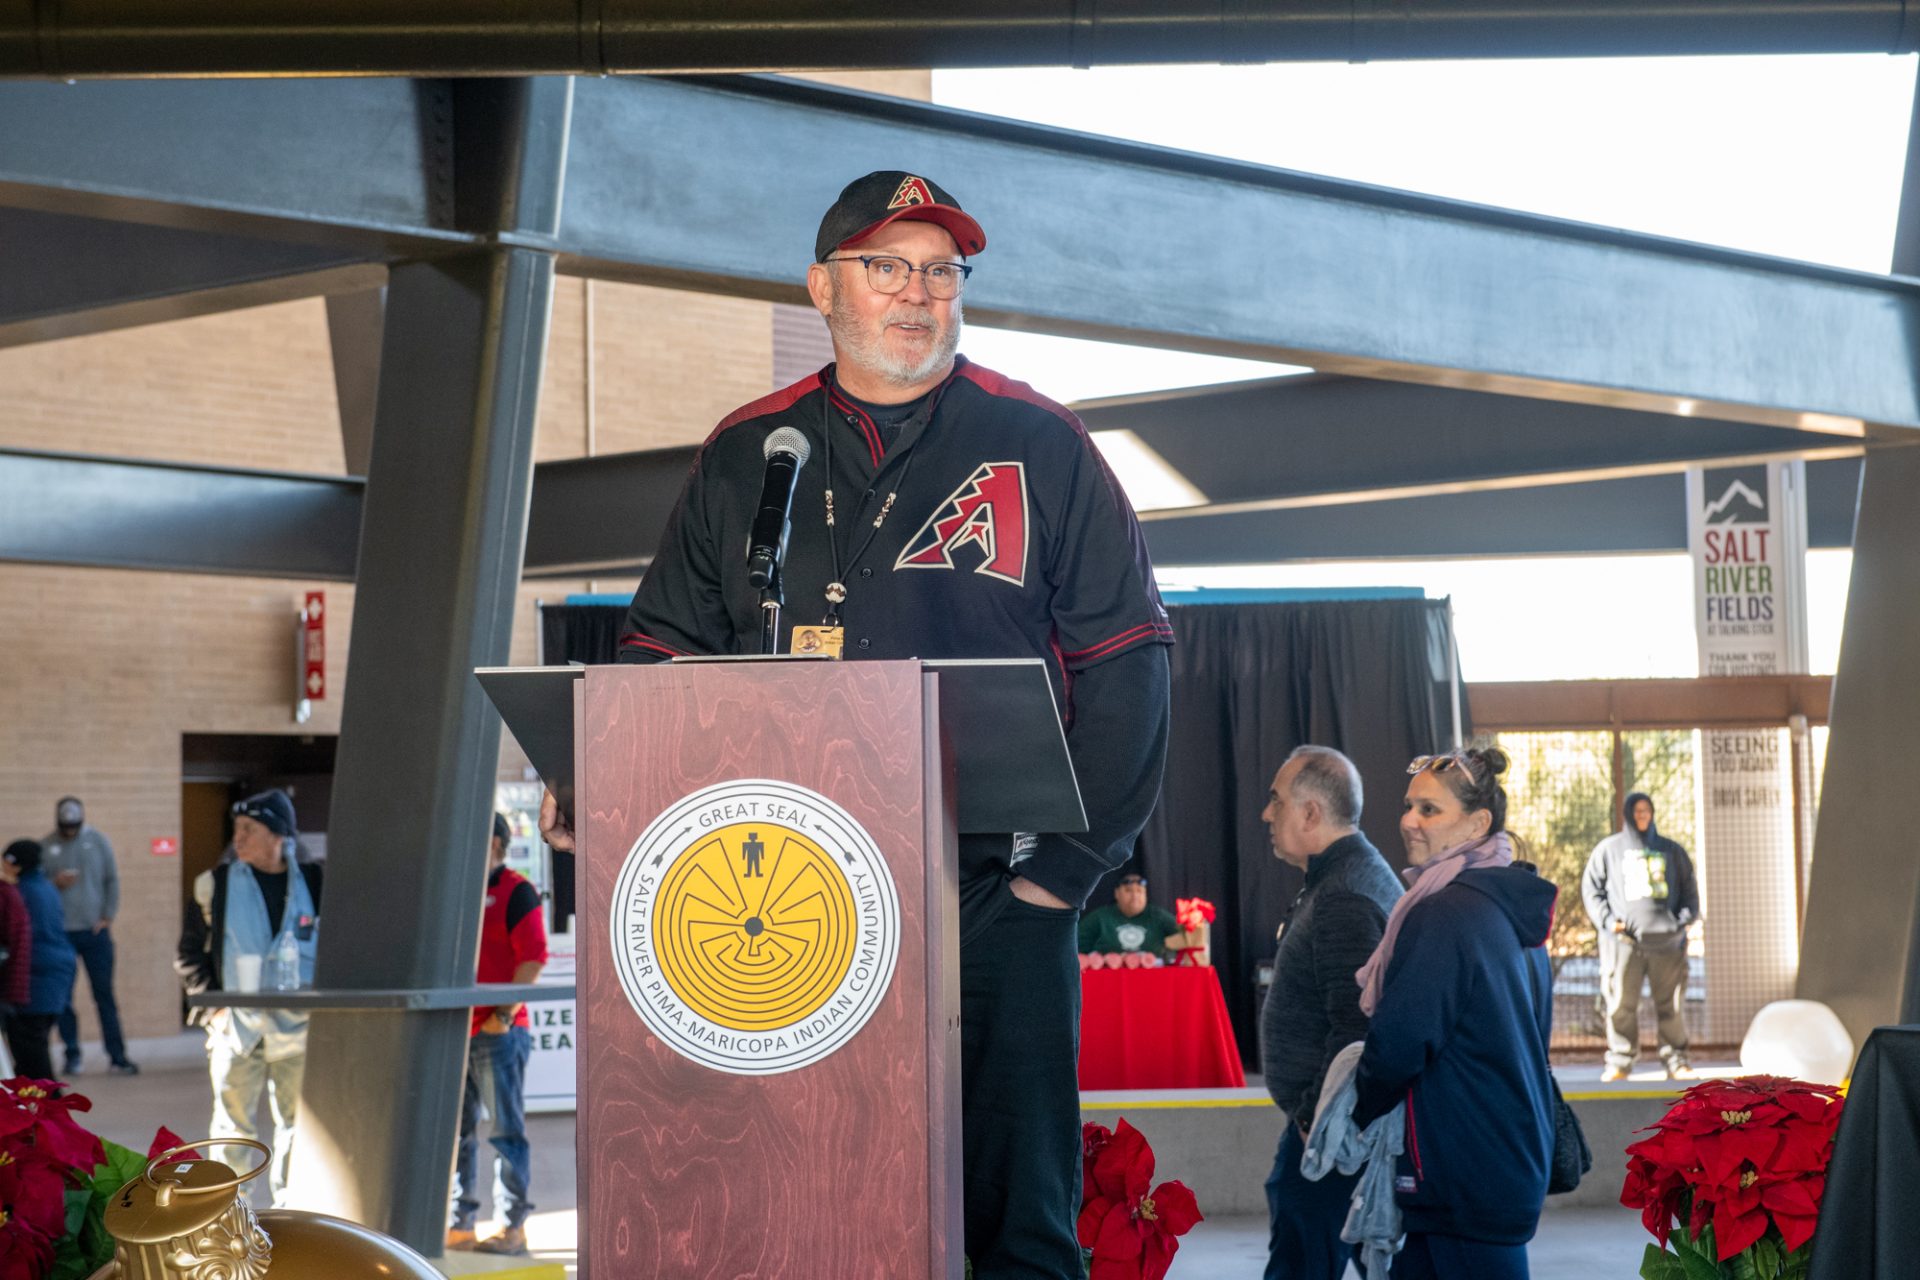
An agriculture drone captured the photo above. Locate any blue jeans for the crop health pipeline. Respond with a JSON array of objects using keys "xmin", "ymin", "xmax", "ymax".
[
  {"xmin": 1265, "ymin": 1120, "xmax": 1364, "ymax": 1280},
  {"xmin": 452, "ymin": 1026, "xmax": 534, "ymax": 1230},
  {"xmin": 56, "ymin": 928, "xmax": 127, "ymax": 1065}
]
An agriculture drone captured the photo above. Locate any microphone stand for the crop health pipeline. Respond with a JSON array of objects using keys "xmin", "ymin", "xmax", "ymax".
[{"xmin": 758, "ymin": 561, "xmax": 783, "ymax": 655}]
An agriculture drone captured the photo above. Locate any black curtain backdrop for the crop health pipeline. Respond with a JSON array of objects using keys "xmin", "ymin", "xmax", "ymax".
[
  {"xmin": 537, "ymin": 597, "xmax": 1466, "ymax": 1065},
  {"xmin": 540, "ymin": 603, "xmax": 625, "ymax": 665},
  {"xmin": 1131, "ymin": 599, "xmax": 1467, "ymax": 1065}
]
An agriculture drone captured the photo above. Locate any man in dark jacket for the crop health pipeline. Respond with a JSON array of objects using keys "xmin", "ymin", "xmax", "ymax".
[
  {"xmin": 1258, "ymin": 746, "xmax": 1402, "ymax": 1279},
  {"xmin": 1582, "ymin": 792, "xmax": 1699, "ymax": 1080}
]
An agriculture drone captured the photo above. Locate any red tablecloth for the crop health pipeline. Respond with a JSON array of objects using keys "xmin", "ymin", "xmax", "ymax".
[{"xmin": 1077, "ymin": 964, "xmax": 1246, "ymax": 1090}]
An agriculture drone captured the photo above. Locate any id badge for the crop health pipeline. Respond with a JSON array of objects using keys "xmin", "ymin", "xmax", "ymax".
[{"xmin": 791, "ymin": 625, "xmax": 845, "ymax": 657}]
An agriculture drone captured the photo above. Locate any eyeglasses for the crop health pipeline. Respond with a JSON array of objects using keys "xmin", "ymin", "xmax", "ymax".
[
  {"xmin": 1407, "ymin": 753, "xmax": 1467, "ymax": 777},
  {"xmin": 824, "ymin": 254, "xmax": 972, "ymax": 300}
]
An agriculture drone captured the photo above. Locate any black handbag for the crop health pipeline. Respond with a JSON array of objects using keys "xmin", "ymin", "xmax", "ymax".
[
  {"xmin": 1529, "ymin": 951, "xmax": 1593, "ymax": 1194},
  {"xmin": 1547, "ymin": 1074, "xmax": 1592, "ymax": 1194}
]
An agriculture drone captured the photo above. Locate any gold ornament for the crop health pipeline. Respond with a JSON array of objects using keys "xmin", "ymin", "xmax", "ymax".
[{"xmin": 91, "ymin": 1139, "xmax": 441, "ymax": 1279}]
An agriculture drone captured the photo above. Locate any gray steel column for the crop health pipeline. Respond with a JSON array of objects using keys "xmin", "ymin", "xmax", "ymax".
[
  {"xmin": 1796, "ymin": 443, "xmax": 1920, "ymax": 1051},
  {"xmin": 288, "ymin": 247, "xmax": 554, "ymax": 1247},
  {"xmin": 285, "ymin": 79, "xmax": 569, "ymax": 1252}
]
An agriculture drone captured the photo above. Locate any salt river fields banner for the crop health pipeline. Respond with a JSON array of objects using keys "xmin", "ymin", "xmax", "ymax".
[
  {"xmin": 1687, "ymin": 462, "xmax": 1808, "ymax": 1042},
  {"xmin": 1686, "ymin": 463, "xmax": 1808, "ymax": 677}
]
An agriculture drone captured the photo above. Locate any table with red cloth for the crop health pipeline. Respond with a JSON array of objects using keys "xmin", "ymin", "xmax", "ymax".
[{"xmin": 1077, "ymin": 964, "xmax": 1246, "ymax": 1090}]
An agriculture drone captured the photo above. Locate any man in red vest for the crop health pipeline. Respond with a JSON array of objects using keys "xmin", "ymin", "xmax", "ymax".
[{"xmin": 447, "ymin": 813, "xmax": 548, "ymax": 1256}]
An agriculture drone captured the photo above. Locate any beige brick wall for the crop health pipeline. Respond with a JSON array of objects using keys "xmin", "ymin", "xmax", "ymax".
[{"xmin": 0, "ymin": 70, "xmax": 926, "ymax": 1042}]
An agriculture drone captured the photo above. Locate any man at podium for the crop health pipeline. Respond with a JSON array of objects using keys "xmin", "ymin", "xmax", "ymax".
[{"xmin": 544, "ymin": 170, "xmax": 1172, "ymax": 1277}]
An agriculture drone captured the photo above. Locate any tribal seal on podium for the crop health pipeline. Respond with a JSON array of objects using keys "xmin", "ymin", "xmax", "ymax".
[{"xmin": 610, "ymin": 778, "xmax": 902, "ymax": 1074}]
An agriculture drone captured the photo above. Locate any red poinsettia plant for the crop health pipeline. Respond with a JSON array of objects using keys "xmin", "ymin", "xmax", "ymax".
[
  {"xmin": 1078, "ymin": 1118, "xmax": 1202, "ymax": 1280},
  {"xmin": 1621, "ymin": 1075, "xmax": 1843, "ymax": 1280},
  {"xmin": 0, "ymin": 1076, "xmax": 181, "ymax": 1280}
]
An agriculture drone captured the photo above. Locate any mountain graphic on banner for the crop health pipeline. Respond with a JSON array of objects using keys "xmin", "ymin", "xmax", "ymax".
[{"xmin": 1703, "ymin": 480, "xmax": 1767, "ymax": 524}]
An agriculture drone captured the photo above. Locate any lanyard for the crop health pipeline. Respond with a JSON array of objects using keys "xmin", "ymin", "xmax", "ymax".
[{"xmin": 819, "ymin": 391, "xmax": 919, "ymax": 627}]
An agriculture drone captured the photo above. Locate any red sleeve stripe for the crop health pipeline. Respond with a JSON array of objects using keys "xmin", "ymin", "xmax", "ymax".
[
  {"xmin": 704, "ymin": 371, "xmax": 825, "ymax": 447},
  {"xmin": 953, "ymin": 358, "xmax": 1081, "ymax": 430},
  {"xmin": 1062, "ymin": 621, "xmax": 1175, "ymax": 664},
  {"xmin": 619, "ymin": 632, "xmax": 688, "ymax": 659}
]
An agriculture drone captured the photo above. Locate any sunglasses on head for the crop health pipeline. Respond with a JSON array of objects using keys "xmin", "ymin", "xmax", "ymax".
[{"xmin": 1407, "ymin": 753, "xmax": 1469, "ymax": 777}]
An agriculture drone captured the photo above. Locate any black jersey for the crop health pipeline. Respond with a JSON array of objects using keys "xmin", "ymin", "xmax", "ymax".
[
  {"xmin": 620, "ymin": 356, "xmax": 1171, "ymax": 714},
  {"xmin": 618, "ymin": 356, "xmax": 1173, "ymax": 907}
]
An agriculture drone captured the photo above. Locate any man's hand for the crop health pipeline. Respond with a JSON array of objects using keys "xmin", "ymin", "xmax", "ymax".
[
  {"xmin": 93, "ymin": 918, "xmax": 109, "ymax": 934},
  {"xmin": 1611, "ymin": 920, "xmax": 1628, "ymax": 934},
  {"xmin": 479, "ymin": 1012, "xmax": 511, "ymax": 1035},
  {"xmin": 1009, "ymin": 875, "xmax": 1070, "ymax": 911},
  {"xmin": 53, "ymin": 869, "xmax": 78, "ymax": 890},
  {"xmin": 539, "ymin": 789, "xmax": 574, "ymax": 853}
]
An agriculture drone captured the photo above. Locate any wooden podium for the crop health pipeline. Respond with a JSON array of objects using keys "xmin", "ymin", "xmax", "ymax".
[{"xmin": 481, "ymin": 657, "xmax": 1081, "ymax": 1279}]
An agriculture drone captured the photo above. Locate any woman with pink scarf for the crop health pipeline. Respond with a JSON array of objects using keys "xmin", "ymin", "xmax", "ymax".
[{"xmin": 1348, "ymin": 747, "xmax": 1558, "ymax": 1280}]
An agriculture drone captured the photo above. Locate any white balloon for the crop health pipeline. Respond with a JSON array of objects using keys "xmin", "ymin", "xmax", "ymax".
[{"xmin": 1739, "ymin": 1000, "xmax": 1855, "ymax": 1085}]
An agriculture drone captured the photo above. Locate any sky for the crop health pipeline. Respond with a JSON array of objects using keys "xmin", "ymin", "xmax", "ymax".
[{"xmin": 933, "ymin": 55, "xmax": 1917, "ymax": 678}]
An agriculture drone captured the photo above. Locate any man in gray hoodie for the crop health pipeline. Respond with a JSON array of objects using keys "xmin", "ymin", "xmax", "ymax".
[{"xmin": 1582, "ymin": 792, "xmax": 1699, "ymax": 1081}]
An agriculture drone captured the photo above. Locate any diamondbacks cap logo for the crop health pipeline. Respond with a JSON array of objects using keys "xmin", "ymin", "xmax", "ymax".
[
  {"xmin": 894, "ymin": 461, "xmax": 1030, "ymax": 586},
  {"xmin": 609, "ymin": 779, "xmax": 900, "ymax": 1075},
  {"xmin": 888, "ymin": 175, "xmax": 935, "ymax": 210}
]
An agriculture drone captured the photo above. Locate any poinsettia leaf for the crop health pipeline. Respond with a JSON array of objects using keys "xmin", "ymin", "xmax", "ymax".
[
  {"xmin": 1639, "ymin": 1245, "xmax": 1690, "ymax": 1280},
  {"xmin": 47, "ymin": 1213, "xmax": 94, "ymax": 1280},
  {"xmin": 146, "ymin": 1125, "xmax": 187, "ymax": 1161},
  {"xmin": 90, "ymin": 1136, "xmax": 150, "ymax": 1202},
  {"xmin": 76, "ymin": 1207, "xmax": 117, "ymax": 1272},
  {"xmin": 1748, "ymin": 1233, "xmax": 1782, "ymax": 1279},
  {"xmin": 61, "ymin": 1184, "xmax": 90, "ymax": 1238},
  {"xmin": 1674, "ymin": 1221, "xmax": 1727, "ymax": 1278},
  {"xmin": 1679, "ymin": 1248, "xmax": 1727, "ymax": 1280}
]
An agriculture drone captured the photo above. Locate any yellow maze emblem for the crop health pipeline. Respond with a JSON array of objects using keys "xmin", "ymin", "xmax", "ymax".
[{"xmin": 654, "ymin": 821, "xmax": 858, "ymax": 1032}]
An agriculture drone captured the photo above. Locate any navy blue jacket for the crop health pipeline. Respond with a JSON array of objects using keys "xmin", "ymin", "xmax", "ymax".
[
  {"xmin": 17, "ymin": 870, "xmax": 75, "ymax": 1016},
  {"xmin": 1351, "ymin": 864, "xmax": 1558, "ymax": 1245}
]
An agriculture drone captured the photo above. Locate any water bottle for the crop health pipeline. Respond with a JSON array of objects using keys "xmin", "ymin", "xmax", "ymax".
[{"xmin": 266, "ymin": 918, "xmax": 302, "ymax": 992}]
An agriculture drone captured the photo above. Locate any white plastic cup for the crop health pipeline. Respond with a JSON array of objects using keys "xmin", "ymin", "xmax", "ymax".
[{"xmin": 234, "ymin": 954, "xmax": 263, "ymax": 994}]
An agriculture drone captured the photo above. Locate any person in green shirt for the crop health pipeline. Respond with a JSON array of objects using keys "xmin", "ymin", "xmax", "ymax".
[{"xmin": 1077, "ymin": 873, "xmax": 1191, "ymax": 960}]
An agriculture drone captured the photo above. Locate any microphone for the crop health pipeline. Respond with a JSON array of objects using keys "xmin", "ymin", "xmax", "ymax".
[{"xmin": 746, "ymin": 426, "xmax": 811, "ymax": 590}]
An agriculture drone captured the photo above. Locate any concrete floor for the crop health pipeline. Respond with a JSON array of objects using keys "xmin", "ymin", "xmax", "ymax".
[
  {"xmin": 1167, "ymin": 1209, "xmax": 1651, "ymax": 1278},
  {"xmin": 77, "ymin": 1041, "xmax": 1657, "ymax": 1278}
]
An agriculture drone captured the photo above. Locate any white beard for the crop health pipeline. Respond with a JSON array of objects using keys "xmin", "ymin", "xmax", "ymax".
[{"xmin": 828, "ymin": 286, "xmax": 962, "ymax": 389}]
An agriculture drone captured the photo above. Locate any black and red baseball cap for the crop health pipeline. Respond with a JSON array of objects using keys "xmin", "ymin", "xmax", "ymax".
[{"xmin": 815, "ymin": 170, "xmax": 987, "ymax": 262}]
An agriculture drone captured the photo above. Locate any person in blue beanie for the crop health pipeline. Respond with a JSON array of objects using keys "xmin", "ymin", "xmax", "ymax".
[{"xmin": 1349, "ymin": 747, "xmax": 1556, "ymax": 1280}]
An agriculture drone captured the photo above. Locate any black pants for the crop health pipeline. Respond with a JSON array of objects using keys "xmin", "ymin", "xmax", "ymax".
[
  {"xmin": 5, "ymin": 1012, "xmax": 57, "ymax": 1080},
  {"xmin": 1395, "ymin": 1232, "xmax": 1530, "ymax": 1280},
  {"xmin": 960, "ymin": 873, "xmax": 1083, "ymax": 1279},
  {"xmin": 1265, "ymin": 1121, "xmax": 1365, "ymax": 1279}
]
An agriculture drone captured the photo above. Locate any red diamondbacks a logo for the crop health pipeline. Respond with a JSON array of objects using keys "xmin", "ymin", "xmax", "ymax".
[
  {"xmin": 894, "ymin": 462, "xmax": 1030, "ymax": 586},
  {"xmin": 888, "ymin": 176, "xmax": 935, "ymax": 210}
]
